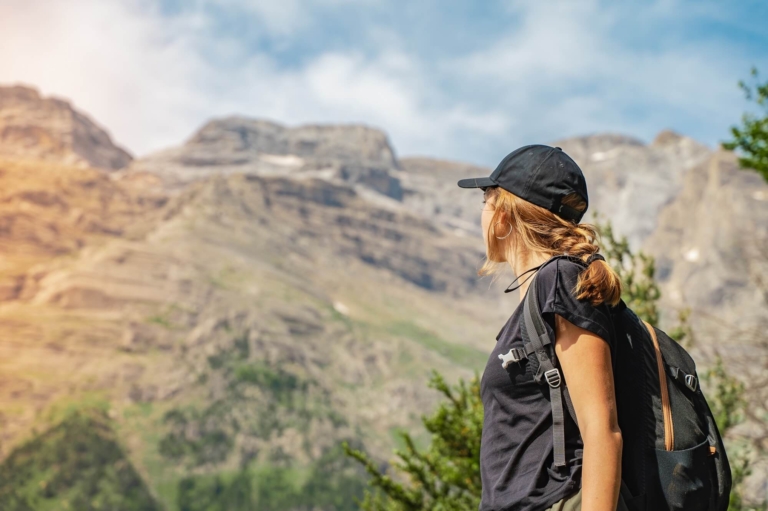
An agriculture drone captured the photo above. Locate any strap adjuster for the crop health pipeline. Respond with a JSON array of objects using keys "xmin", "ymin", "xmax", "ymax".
[
  {"xmin": 544, "ymin": 368, "xmax": 562, "ymax": 388},
  {"xmin": 685, "ymin": 374, "xmax": 698, "ymax": 392}
]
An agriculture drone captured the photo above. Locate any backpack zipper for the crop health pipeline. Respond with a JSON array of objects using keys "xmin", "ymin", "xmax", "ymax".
[{"xmin": 643, "ymin": 320, "xmax": 674, "ymax": 451}]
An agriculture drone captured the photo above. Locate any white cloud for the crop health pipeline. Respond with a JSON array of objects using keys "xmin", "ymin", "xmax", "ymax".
[
  {"xmin": 210, "ymin": 0, "xmax": 309, "ymax": 35},
  {"xmin": 450, "ymin": 0, "xmax": 748, "ymax": 147},
  {"xmin": 201, "ymin": 50, "xmax": 508, "ymax": 158},
  {"xmin": 0, "ymin": 0, "xmax": 758, "ymax": 164},
  {"xmin": 0, "ymin": 0, "xmax": 506, "ymax": 159},
  {"xmin": 0, "ymin": 0, "xmax": 214, "ymax": 154},
  {"xmin": 211, "ymin": 0, "xmax": 376, "ymax": 35}
]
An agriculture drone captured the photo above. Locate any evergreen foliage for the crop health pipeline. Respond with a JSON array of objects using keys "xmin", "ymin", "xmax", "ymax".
[
  {"xmin": 158, "ymin": 329, "xmax": 369, "ymax": 510},
  {"xmin": 176, "ymin": 443, "xmax": 368, "ymax": 511},
  {"xmin": 705, "ymin": 356, "xmax": 747, "ymax": 436},
  {"xmin": 158, "ymin": 342, "xmax": 345, "ymax": 469},
  {"xmin": 723, "ymin": 67, "xmax": 768, "ymax": 183},
  {"xmin": 0, "ymin": 409, "xmax": 161, "ymax": 511},
  {"xmin": 343, "ymin": 372, "xmax": 483, "ymax": 510},
  {"xmin": 703, "ymin": 358, "xmax": 767, "ymax": 511}
]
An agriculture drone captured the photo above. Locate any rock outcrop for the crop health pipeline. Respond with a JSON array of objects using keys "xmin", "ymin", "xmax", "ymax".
[
  {"xmin": 554, "ymin": 132, "xmax": 712, "ymax": 249},
  {"xmin": 645, "ymin": 150, "xmax": 768, "ymax": 333},
  {"xmin": 186, "ymin": 117, "xmax": 398, "ymax": 166},
  {"xmin": 0, "ymin": 158, "xmax": 164, "ymax": 301},
  {"xmin": 397, "ymin": 157, "xmax": 491, "ymax": 234},
  {"xmin": 0, "ymin": 85, "xmax": 132, "ymax": 169},
  {"xmin": 129, "ymin": 117, "xmax": 403, "ymax": 198}
]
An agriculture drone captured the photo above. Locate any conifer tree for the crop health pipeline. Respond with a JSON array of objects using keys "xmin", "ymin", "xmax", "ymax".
[
  {"xmin": 343, "ymin": 372, "xmax": 483, "ymax": 510},
  {"xmin": 723, "ymin": 67, "xmax": 768, "ymax": 183}
]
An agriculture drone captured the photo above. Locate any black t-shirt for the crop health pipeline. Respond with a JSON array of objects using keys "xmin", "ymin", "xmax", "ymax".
[{"xmin": 479, "ymin": 257, "xmax": 617, "ymax": 511}]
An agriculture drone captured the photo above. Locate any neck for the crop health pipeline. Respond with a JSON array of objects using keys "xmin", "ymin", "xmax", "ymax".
[{"xmin": 508, "ymin": 250, "xmax": 552, "ymax": 302}]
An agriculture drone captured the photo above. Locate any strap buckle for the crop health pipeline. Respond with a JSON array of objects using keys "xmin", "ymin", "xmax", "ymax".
[
  {"xmin": 685, "ymin": 374, "xmax": 698, "ymax": 392},
  {"xmin": 544, "ymin": 368, "xmax": 562, "ymax": 388},
  {"xmin": 499, "ymin": 348, "xmax": 525, "ymax": 369}
]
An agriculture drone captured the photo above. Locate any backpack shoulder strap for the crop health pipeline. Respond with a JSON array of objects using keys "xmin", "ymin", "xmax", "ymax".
[{"xmin": 521, "ymin": 262, "xmax": 580, "ymax": 468}]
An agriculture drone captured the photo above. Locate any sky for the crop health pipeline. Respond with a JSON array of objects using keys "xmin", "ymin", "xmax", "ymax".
[{"xmin": 1, "ymin": 0, "xmax": 767, "ymax": 166}]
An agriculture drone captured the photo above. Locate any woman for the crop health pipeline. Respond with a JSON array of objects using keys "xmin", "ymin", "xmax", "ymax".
[{"xmin": 457, "ymin": 145, "xmax": 630, "ymax": 511}]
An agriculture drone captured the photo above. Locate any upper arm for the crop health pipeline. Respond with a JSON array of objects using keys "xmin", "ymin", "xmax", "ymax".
[{"xmin": 553, "ymin": 313, "xmax": 620, "ymax": 437}]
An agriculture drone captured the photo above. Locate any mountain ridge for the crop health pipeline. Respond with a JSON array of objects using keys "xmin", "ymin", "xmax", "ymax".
[
  {"xmin": 1, "ymin": 84, "xmax": 766, "ymax": 505},
  {"xmin": 0, "ymin": 85, "xmax": 132, "ymax": 169}
]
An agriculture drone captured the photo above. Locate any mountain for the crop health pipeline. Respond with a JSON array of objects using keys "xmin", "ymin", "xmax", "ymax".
[
  {"xmin": 646, "ymin": 150, "xmax": 768, "ymax": 328},
  {"xmin": 0, "ymin": 91, "xmax": 515, "ymax": 509},
  {"xmin": 0, "ymin": 84, "xmax": 766, "ymax": 506},
  {"xmin": 554, "ymin": 131, "xmax": 712, "ymax": 250},
  {"xmin": 397, "ymin": 157, "xmax": 491, "ymax": 234},
  {"xmin": 0, "ymin": 157, "xmax": 163, "ymax": 302},
  {"xmin": 0, "ymin": 85, "xmax": 132, "ymax": 169},
  {"xmin": 129, "ymin": 117, "xmax": 402, "ymax": 198},
  {"xmin": 0, "ymin": 168, "xmax": 498, "ymax": 503}
]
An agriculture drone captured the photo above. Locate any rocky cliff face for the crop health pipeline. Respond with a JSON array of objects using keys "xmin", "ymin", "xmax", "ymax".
[
  {"xmin": 554, "ymin": 131, "xmax": 712, "ymax": 250},
  {"xmin": 0, "ymin": 86, "xmax": 132, "ymax": 169},
  {"xmin": 0, "ymin": 157, "xmax": 165, "ymax": 301},
  {"xmin": 397, "ymin": 157, "xmax": 491, "ymax": 234},
  {"xmin": 186, "ymin": 118, "xmax": 398, "ymax": 166},
  {"xmin": 646, "ymin": 150, "xmax": 768, "ymax": 326},
  {"xmin": 130, "ymin": 117, "xmax": 402, "ymax": 198}
]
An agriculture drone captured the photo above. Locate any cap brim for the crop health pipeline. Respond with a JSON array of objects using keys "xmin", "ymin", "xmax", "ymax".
[{"xmin": 457, "ymin": 176, "xmax": 496, "ymax": 189}]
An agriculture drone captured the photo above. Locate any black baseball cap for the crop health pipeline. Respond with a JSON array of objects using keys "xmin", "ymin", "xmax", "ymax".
[{"xmin": 457, "ymin": 144, "xmax": 589, "ymax": 223}]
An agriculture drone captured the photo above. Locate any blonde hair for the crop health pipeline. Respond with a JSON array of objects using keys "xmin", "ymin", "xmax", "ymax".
[{"xmin": 481, "ymin": 187, "xmax": 622, "ymax": 307}]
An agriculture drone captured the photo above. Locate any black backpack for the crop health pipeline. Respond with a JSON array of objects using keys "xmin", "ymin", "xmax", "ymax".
[{"xmin": 508, "ymin": 255, "xmax": 732, "ymax": 511}]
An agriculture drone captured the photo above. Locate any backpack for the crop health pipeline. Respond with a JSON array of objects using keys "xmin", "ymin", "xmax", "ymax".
[{"xmin": 504, "ymin": 254, "xmax": 732, "ymax": 511}]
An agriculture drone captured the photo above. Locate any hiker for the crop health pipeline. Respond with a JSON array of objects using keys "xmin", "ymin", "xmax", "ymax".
[{"xmin": 458, "ymin": 145, "xmax": 630, "ymax": 511}]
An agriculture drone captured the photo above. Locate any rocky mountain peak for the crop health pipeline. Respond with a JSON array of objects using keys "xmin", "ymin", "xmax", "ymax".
[
  {"xmin": 182, "ymin": 116, "xmax": 398, "ymax": 167},
  {"xmin": 552, "ymin": 133, "xmax": 646, "ymax": 155},
  {"xmin": 130, "ymin": 117, "xmax": 402, "ymax": 199},
  {"xmin": 652, "ymin": 129, "xmax": 686, "ymax": 146},
  {"xmin": 0, "ymin": 85, "xmax": 132, "ymax": 170}
]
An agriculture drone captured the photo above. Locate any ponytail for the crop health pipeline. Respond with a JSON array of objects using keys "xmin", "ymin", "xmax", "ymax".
[{"xmin": 574, "ymin": 258, "xmax": 622, "ymax": 307}]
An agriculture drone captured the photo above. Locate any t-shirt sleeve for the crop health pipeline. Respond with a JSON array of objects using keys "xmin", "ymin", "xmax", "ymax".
[{"xmin": 535, "ymin": 258, "xmax": 616, "ymax": 351}]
